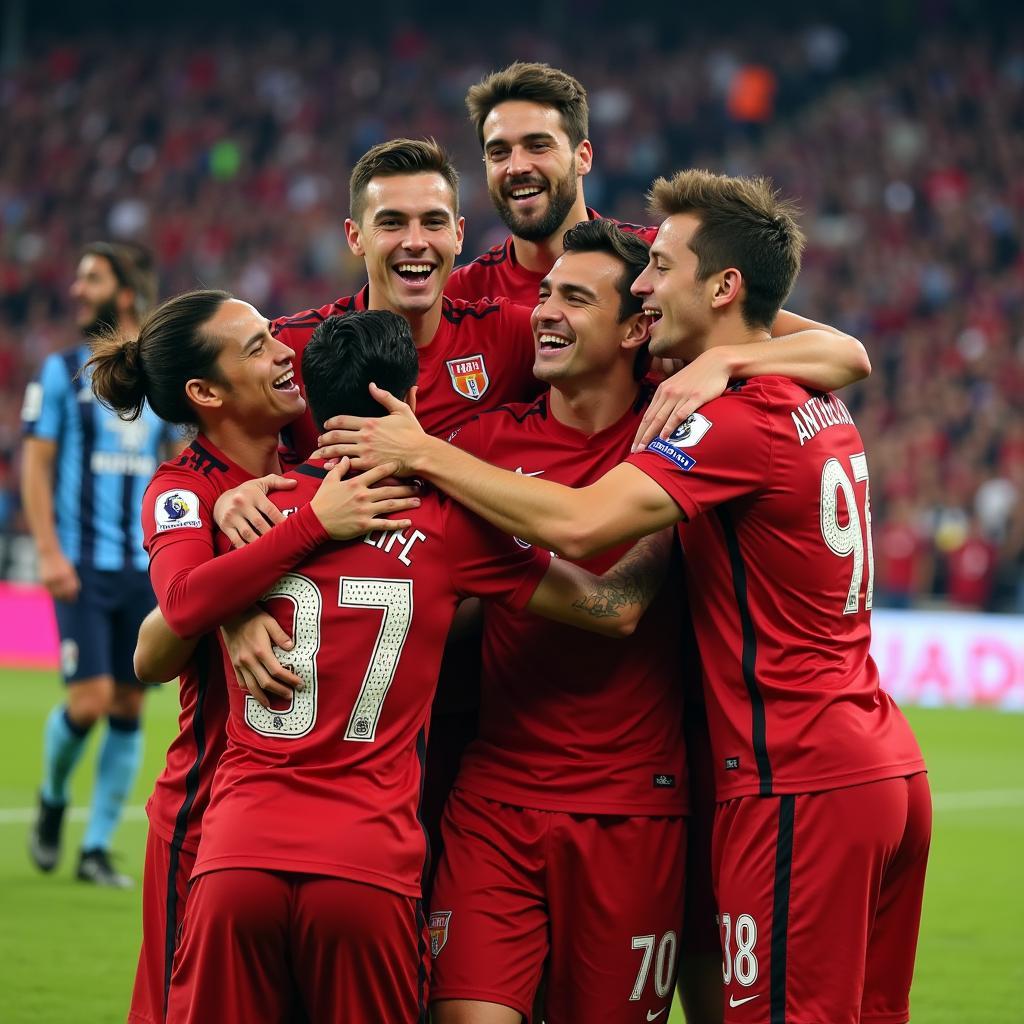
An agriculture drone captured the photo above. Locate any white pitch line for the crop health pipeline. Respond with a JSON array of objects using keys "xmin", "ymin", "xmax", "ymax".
[{"xmin": 0, "ymin": 790, "xmax": 1021, "ymax": 825}]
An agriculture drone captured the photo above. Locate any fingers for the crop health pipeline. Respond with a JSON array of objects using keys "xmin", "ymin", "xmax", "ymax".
[
  {"xmin": 260, "ymin": 474, "xmax": 297, "ymax": 491},
  {"xmin": 236, "ymin": 664, "xmax": 270, "ymax": 708},
  {"xmin": 357, "ymin": 461, "xmax": 401, "ymax": 487},
  {"xmin": 659, "ymin": 400, "xmax": 699, "ymax": 440},
  {"xmin": 259, "ymin": 614, "xmax": 295, "ymax": 653},
  {"xmin": 368, "ymin": 382, "xmax": 405, "ymax": 411},
  {"xmin": 245, "ymin": 658, "xmax": 300, "ymax": 700},
  {"xmin": 223, "ymin": 526, "xmax": 247, "ymax": 550},
  {"xmin": 632, "ymin": 392, "xmax": 672, "ymax": 452}
]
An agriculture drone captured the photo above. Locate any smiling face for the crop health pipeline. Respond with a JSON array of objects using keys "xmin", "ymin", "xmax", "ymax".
[
  {"xmin": 482, "ymin": 100, "xmax": 592, "ymax": 243},
  {"xmin": 193, "ymin": 298, "xmax": 306, "ymax": 432},
  {"xmin": 631, "ymin": 213, "xmax": 715, "ymax": 360},
  {"xmin": 531, "ymin": 249, "xmax": 646, "ymax": 387},
  {"xmin": 345, "ymin": 172, "xmax": 464, "ymax": 319}
]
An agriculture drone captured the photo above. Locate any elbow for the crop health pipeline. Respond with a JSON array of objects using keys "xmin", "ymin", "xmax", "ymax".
[
  {"xmin": 611, "ymin": 612, "xmax": 640, "ymax": 639},
  {"xmin": 848, "ymin": 337, "xmax": 872, "ymax": 381},
  {"xmin": 133, "ymin": 648, "xmax": 171, "ymax": 685},
  {"xmin": 551, "ymin": 520, "xmax": 606, "ymax": 562}
]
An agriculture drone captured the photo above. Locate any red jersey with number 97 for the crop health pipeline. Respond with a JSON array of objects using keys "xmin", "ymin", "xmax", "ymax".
[
  {"xmin": 193, "ymin": 463, "xmax": 550, "ymax": 898},
  {"xmin": 627, "ymin": 376, "xmax": 925, "ymax": 801}
]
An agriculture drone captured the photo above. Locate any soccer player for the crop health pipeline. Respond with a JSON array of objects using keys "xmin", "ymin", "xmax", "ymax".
[
  {"xmin": 21, "ymin": 241, "xmax": 170, "ymax": 887},
  {"xmin": 447, "ymin": 61, "xmax": 656, "ymax": 306},
  {"xmin": 429, "ymin": 220, "xmax": 688, "ymax": 1024},
  {"xmin": 165, "ymin": 310, "xmax": 671, "ymax": 1023},
  {"xmin": 87, "ymin": 289, "xmax": 419, "ymax": 1024},
  {"xmin": 325, "ymin": 170, "xmax": 932, "ymax": 1024}
]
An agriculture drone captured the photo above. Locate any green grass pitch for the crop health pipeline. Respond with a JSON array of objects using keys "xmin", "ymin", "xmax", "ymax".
[{"xmin": 1, "ymin": 666, "xmax": 1021, "ymax": 1022}]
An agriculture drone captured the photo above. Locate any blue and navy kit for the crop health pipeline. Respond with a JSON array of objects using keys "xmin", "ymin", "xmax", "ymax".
[{"xmin": 21, "ymin": 343, "xmax": 175, "ymax": 572}]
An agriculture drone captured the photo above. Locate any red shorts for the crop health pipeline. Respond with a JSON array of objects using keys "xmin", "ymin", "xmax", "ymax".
[
  {"xmin": 713, "ymin": 773, "xmax": 931, "ymax": 1024},
  {"xmin": 429, "ymin": 788, "xmax": 687, "ymax": 1023},
  {"xmin": 166, "ymin": 870, "xmax": 429, "ymax": 1024},
  {"xmin": 128, "ymin": 828, "xmax": 195, "ymax": 1024}
]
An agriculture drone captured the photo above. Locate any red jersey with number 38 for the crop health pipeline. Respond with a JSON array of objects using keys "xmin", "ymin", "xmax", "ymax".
[
  {"xmin": 193, "ymin": 463, "xmax": 550, "ymax": 898},
  {"xmin": 627, "ymin": 377, "xmax": 925, "ymax": 801}
]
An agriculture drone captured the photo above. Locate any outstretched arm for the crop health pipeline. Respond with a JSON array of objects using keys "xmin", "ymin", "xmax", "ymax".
[
  {"xmin": 631, "ymin": 311, "xmax": 870, "ymax": 450},
  {"xmin": 318, "ymin": 385, "xmax": 681, "ymax": 561},
  {"xmin": 134, "ymin": 607, "xmax": 199, "ymax": 684},
  {"xmin": 527, "ymin": 528, "xmax": 675, "ymax": 636}
]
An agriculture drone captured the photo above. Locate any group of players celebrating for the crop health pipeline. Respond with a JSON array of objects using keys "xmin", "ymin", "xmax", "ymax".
[{"xmin": 45, "ymin": 61, "xmax": 932, "ymax": 1024}]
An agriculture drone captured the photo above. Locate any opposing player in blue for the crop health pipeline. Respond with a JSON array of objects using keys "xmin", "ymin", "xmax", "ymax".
[{"xmin": 21, "ymin": 241, "xmax": 175, "ymax": 887}]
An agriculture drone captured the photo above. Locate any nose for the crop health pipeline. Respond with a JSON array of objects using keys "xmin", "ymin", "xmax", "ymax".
[
  {"xmin": 508, "ymin": 144, "xmax": 534, "ymax": 178},
  {"xmin": 532, "ymin": 293, "xmax": 564, "ymax": 329},
  {"xmin": 402, "ymin": 221, "xmax": 428, "ymax": 253},
  {"xmin": 631, "ymin": 267, "xmax": 652, "ymax": 298},
  {"xmin": 69, "ymin": 278, "xmax": 84, "ymax": 298},
  {"xmin": 272, "ymin": 337, "xmax": 295, "ymax": 363}
]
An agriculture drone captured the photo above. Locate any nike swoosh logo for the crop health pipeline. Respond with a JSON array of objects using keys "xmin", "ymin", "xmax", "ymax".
[
  {"xmin": 514, "ymin": 466, "xmax": 544, "ymax": 476},
  {"xmin": 646, "ymin": 1010, "xmax": 667, "ymax": 1021},
  {"xmin": 728, "ymin": 993, "xmax": 761, "ymax": 1007}
]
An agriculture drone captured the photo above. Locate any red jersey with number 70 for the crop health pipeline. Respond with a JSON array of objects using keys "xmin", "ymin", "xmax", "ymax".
[
  {"xmin": 193, "ymin": 463, "xmax": 551, "ymax": 898},
  {"xmin": 627, "ymin": 376, "xmax": 925, "ymax": 802}
]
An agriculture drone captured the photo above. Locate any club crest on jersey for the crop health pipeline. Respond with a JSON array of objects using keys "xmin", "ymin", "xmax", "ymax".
[
  {"xmin": 429, "ymin": 911, "xmax": 452, "ymax": 956},
  {"xmin": 155, "ymin": 489, "xmax": 202, "ymax": 531},
  {"xmin": 446, "ymin": 354, "xmax": 489, "ymax": 401}
]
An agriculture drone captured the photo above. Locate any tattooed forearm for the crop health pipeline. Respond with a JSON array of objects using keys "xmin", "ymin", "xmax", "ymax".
[{"xmin": 571, "ymin": 529, "xmax": 672, "ymax": 620}]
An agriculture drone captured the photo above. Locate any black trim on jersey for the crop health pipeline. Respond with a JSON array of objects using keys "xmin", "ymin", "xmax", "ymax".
[
  {"xmin": 119, "ymin": 465, "xmax": 135, "ymax": 569},
  {"xmin": 415, "ymin": 897, "xmax": 428, "ymax": 1023},
  {"xmin": 472, "ymin": 394, "xmax": 550, "ymax": 428},
  {"xmin": 270, "ymin": 293, "xmax": 360, "ymax": 335},
  {"xmin": 715, "ymin": 507, "xmax": 773, "ymax": 795},
  {"xmin": 441, "ymin": 296, "xmax": 503, "ymax": 324},
  {"xmin": 770, "ymin": 795, "xmax": 795, "ymax": 1024},
  {"xmin": 464, "ymin": 240, "xmax": 510, "ymax": 268},
  {"xmin": 176, "ymin": 440, "xmax": 230, "ymax": 477},
  {"xmin": 293, "ymin": 463, "xmax": 328, "ymax": 479},
  {"xmin": 162, "ymin": 635, "xmax": 212, "ymax": 1013},
  {"xmin": 414, "ymin": 726, "xmax": 431, "ymax": 891},
  {"xmin": 67, "ymin": 350, "xmax": 98, "ymax": 567}
]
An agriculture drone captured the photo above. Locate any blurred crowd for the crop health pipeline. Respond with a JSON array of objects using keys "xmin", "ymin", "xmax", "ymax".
[{"xmin": 1, "ymin": 23, "xmax": 1021, "ymax": 611}]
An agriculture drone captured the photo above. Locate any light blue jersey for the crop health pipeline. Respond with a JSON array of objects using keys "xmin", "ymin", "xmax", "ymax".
[{"xmin": 21, "ymin": 343, "xmax": 175, "ymax": 571}]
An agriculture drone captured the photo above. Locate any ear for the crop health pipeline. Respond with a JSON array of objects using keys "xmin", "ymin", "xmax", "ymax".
[
  {"xmin": 405, "ymin": 385, "xmax": 418, "ymax": 415},
  {"xmin": 576, "ymin": 139, "xmax": 593, "ymax": 178},
  {"xmin": 710, "ymin": 268, "xmax": 744, "ymax": 311},
  {"xmin": 454, "ymin": 216, "xmax": 466, "ymax": 257},
  {"xmin": 620, "ymin": 311, "xmax": 651, "ymax": 351},
  {"xmin": 184, "ymin": 377, "xmax": 227, "ymax": 413},
  {"xmin": 344, "ymin": 218, "xmax": 364, "ymax": 257}
]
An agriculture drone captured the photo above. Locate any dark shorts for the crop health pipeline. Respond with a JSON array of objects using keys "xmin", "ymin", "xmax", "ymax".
[{"xmin": 53, "ymin": 566, "xmax": 157, "ymax": 685}]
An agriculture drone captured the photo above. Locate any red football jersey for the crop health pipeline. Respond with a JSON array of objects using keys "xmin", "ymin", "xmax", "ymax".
[
  {"xmin": 627, "ymin": 377, "xmax": 926, "ymax": 801},
  {"xmin": 193, "ymin": 464, "xmax": 551, "ymax": 898},
  {"xmin": 450, "ymin": 389, "xmax": 688, "ymax": 816},
  {"xmin": 271, "ymin": 286, "xmax": 542, "ymax": 461},
  {"xmin": 140, "ymin": 438, "xmax": 252, "ymax": 854},
  {"xmin": 446, "ymin": 209, "xmax": 659, "ymax": 306}
]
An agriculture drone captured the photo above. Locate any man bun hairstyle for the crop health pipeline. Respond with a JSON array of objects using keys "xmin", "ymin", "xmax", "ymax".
[
  {"xmin": 82, "ymin": 240, "xmax": 158, "ymax": 319},
  {"xmin": 466, "ymin": 62, "xmax": 589, "ymax": 149},
  {"xmin": 349, "ymin": 138, "xmax": 460, "ymax": 223},
  {"xmin": 302, "ymin": 311, "xmax": 419, "ymax": 430},
  {"xmin": 88, "ymin": 289, "xmax": 230, "ymax": 426},
  {"xmin": 647, "ymin": 169, "xmax": 805, "ymax": 328}
]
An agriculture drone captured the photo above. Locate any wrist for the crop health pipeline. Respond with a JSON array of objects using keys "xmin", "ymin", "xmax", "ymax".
[{"xmin": 409, "ymin": 435, "xmax": 445, "ymax": 477}]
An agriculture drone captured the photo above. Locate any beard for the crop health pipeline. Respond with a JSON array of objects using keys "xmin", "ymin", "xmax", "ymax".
[
  {"xmin": 491, "ymin": 172, "xmax": 580, "ymax": 244},
  {"xmin": 79, "ymin": 295, "xmax": 121, "ymax": 338}
]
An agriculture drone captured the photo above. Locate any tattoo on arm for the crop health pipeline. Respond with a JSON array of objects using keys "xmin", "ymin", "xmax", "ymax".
[{"xmin": 571, "ymin": 531, "xmax": 670, "ymax": 620}]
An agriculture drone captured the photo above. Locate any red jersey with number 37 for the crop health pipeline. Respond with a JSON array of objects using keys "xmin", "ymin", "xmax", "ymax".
[
  {"xmin": 627, "ymin": 377, "xmax": 925, "ymax": 801},
  {"xmin": 193, "ymin": 464, "xmax": 550, "ymax": 898},
  {"xmin": 450, "ymin": 390, "xmax": 689, "ymax": 816},
  {"xmin": 271, "ymin": 286, "xmax": 542, "ymax": 461},
  {"xmin": 446, "ymin": 210, "xmax": 658, "ymax": 306}
]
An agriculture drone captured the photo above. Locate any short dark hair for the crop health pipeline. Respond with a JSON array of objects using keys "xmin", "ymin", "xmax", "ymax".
[
  {"xmin": 466, "ymin": 62, "xmax": 589, "ymax": 149},
  {"xmin": 349, "ymin": 138, "xmax": 459, "ymax": 223},
  {"xmin": 82, "ymin": 240, "xmax": 158, "ymax": 318},
  {"xmin": 88, "ymin": 289, "xmax": 229, "ymax": 425},
  {"xmin": 302, "ymin": 311, "xmax": 419, "ymax": 429},
  {"xmin": 647, "ymin": 169, "xmax": 804, "ymax": 328},
  {"xmin": 562, "ymin": 219, "xmax": 650, "ymax": 322}
]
